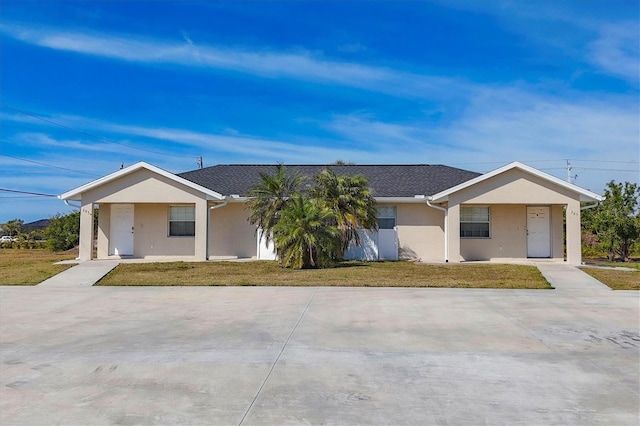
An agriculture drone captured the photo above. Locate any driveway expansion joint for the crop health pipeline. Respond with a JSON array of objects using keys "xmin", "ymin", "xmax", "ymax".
[{"xmin": 238, "ymin": 288, "xmax": 318, "ymax": 426}]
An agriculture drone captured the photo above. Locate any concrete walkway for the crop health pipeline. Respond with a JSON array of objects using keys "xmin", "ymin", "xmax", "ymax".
[
  {"xmin": 38, "ymin": 260, "xmax": 120, "ymax": 287},
  {"xmin": 536, "ymin": 263, "xmax": 612, "ymax": 292}
]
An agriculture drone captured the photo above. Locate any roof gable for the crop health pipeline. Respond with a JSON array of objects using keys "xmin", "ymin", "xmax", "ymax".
[
  {"xmin": 430, "ymin": 162, "xmax": 603, "ymax": 203},
  {"xmin": 60, "ymin": 162, "xmax": 223, "ymax": 201},
  {"xmin": 178, "ymin": 164, "xmax": 481, "ymax": 198}
]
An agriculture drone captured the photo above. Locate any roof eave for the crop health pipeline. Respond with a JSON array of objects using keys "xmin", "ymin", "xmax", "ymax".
[{"xmin": 375, "ymin": 196, "xmax": 429, "ymax": 203}]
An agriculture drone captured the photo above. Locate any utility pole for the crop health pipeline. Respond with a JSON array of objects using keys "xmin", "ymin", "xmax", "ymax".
[
  {"xmin": 197, "ymin": 156, "xmax": 203, "ymax": 169},
  {"xmin": 566, "ymin": 159, "xmax": 577, "ymax": 184}
]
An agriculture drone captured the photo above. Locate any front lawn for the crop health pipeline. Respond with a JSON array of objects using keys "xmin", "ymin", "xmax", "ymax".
[
  {"xmin": 580, "ymin": 267, "xmax": 640, "ymax": 290},
  {"xmin": 96, "ymin": 261, "xmax": 552, "ymax": 288},
  {"xmin": 0, "ymin": 248, "xmax": 78, "ymax": 285}
]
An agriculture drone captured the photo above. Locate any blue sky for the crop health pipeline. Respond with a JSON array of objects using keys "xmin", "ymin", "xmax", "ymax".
[{"xmin": 1, "ymin": 0, "xmax": 638, "ymax": 223}]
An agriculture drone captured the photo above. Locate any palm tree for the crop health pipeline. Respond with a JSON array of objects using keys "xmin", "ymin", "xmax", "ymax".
[
  {"xmin": 310, "ymin": 168, "xmax": 378, "ymax": 256},
  {"xmin": 2, "ymin": 219, "xmax": 23, "ymax": 237},
  {"xmin": 246, "ymin": 164, "xmax": 304, "ymax": 246},
  {"xmin": 273, "ymin": 196, "xmax": 339, "ymax": 268}
]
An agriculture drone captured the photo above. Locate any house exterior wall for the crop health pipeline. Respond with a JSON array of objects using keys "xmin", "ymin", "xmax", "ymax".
[
  {"xmin": 73, "ymin": 164, "xmax": 591, "ymax": 264},
  {"xmin": 83, "ymin": 169, "xmax": 209, "ymax": 260},
  {"xmin": 446, "ymin": 169, "xmax": 582, "ymax": 264},
  {"xmin": 460, "ymin": 205, "xmax": 527, "ymax": 261},
  {"xmin": 447, "ymin": 168, "xmax": 579, "ymax": 205},
  {"xmin": 209, "ymin": 202, "xmax": 257, "ymax": 258},
  {"xmin": 133, "ymin": 204, "xmax": 195, "ymax": 257},
  {"xmin": 395, "ymin": 203, "xmax": 444, "ymax": 261},
  {"xmin": 458, "ymin": 204, "xmax": 565, "ymax": 261},
  {"xmin": 82, "ymin": 169, "xmax": 205, "ymax": 204}
]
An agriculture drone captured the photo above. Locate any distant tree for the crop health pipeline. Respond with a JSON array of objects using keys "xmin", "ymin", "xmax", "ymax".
[
  {"xmin": 2, "ymin": 219, "xmax": 23, "ymax": 237},
  {"xmin": 582, "ymin": 181, "xmax": 640, "ymax": 261},
  {"xmin": 45, "ymin": 212, "xmax": 80, "ymax": 252}
]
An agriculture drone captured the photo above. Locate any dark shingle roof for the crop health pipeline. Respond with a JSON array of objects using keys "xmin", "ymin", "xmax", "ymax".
[{"xmin": 178, "ymin": 164, "xmax": 481, "ymax": 197}]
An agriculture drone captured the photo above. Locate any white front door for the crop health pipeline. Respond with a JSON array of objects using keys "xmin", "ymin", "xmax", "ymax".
[
  {"xmin": 527, "ymin": 206, "xmax": 550, "ymax": 258},
  {"xmin": 110, "ymin": 204, "xmax": 134, "ymax": 256}
]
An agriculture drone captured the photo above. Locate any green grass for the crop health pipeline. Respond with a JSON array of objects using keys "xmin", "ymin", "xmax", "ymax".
[
  {"xmin": 0, "ymin": 249, "xmax": 78, "ymax": 285},
  {"xmin": 96, "ymin": 261, "xmax": 552, "ymax": 289},
  {"xmin": 580, "ymin": 267, "xmax": 639, "ymax": 290},
  {"xmin": 580, "ymin": 257, "xmax": 639, "ymax": 290}
]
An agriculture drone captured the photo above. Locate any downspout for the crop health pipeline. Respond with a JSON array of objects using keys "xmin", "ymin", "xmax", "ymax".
[
  {"xmin": 63, "ymin": 199, "xmax": 81, "ymax": 209},
  {"xmin": 206, "ymin": 196, "xmax": 230, "ymax": 260},
  {"xmin": 580, "ymin": 201, "xmax": 599, "ymax": 210},
  {"xmin": 425, "ymin": 198, "xmax": 449, "ymax": 262},
  {"xmin": 63, "ymin": 198, "xmax": 84, "ymax": 260}
]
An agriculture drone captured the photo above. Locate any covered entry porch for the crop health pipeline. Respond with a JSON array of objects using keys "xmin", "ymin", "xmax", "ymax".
[
  {"xmin": 449, "ymin": 203, "xmax": 573, "ymax": 263},
  {"xmin": 425, "ymin": 162, "xmax": 601, "ymax": 266}
]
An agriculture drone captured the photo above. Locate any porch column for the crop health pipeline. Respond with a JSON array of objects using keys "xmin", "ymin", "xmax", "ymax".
[
  {"xmin": 194, "ymin": 199, "xmax": 208, "ymax": 261},
  {"xmin": 565, "ymin": 199, "xmax": 581, "ymax": 265},
  {"xmin": 96, "ymin": 204, "xmax": 110, "ymax": 259},
  {"xmin": 447, "ymin": 203, "xmax": 461, "ymax": 263},
  {"xmin": 78, "ymin": 201, "xmax": 94, "ymax": 262}
]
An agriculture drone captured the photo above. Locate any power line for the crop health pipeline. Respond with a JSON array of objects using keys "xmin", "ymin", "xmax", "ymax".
[
  {"xmin": 575, "ymin": 168, "xmax": 640, "ymax": 172},
  {"xmin": 0, "ymin": 196, "xmax": 45, "ymax": 198},
  {"xmin": 539, "ymin": 167, "xmax": 639, "ymax": 172},
  {"xmin": 0, "ymin": 104, "xmax": 196, "ymax": 159},
  {"xmin": 0, "ymin": 153, "xmax": 102, "ymax": 177},
  {"xmin": 0, "ymin": 188, "xmax": 58, "ymax": 197},
  {"xmin": 451, "ymin": 159, "xmax": 638, "ymax": 166},
  {"xmin": 572, "ymin": 160, "xmax": 639, "ymax": 164}
]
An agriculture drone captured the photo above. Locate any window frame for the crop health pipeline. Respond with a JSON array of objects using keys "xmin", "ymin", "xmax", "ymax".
[
  {"xmin": 460, "ymin": 206, "xmax": 490, "ymax": 239},
  {"xmin": 376, "ymin": 205, "xmax": 397, "ymax": 230},
  {"xmin": 168, "ymin": 205, "xmax": 196, "ymax": 237}
]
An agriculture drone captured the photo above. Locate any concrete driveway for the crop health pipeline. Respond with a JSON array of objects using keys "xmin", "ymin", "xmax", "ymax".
[{"xmin": 1, "ymin": 285, "xmax": 638, "ymax": 425}]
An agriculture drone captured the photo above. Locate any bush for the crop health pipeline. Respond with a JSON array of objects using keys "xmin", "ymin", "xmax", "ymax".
[{"xmin": 45, "ymin": 212, "xmax": 80, "ymax": 252}]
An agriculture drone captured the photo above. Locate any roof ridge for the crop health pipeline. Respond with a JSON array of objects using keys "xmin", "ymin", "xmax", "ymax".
[{"xmin": 204, "ymin": 163, "xmax": 441, "ymax": 167}]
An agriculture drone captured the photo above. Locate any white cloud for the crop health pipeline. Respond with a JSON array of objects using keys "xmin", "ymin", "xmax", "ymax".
[
  {"xmin": 317, "ymin": 88, "xmax": 639, "ymax": 191},
  {"xmin": 588, "ymin": 22, "xmax": 639, "ymax": 83},
  {"xmin": 0, "ymin": 23, "xmax": 460, "ymax": 99}
]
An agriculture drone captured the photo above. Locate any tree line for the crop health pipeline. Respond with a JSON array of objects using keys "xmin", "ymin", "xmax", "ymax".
[{"xmin": 0, "ymin": 211, "xmax": 89, "ymax": 252}]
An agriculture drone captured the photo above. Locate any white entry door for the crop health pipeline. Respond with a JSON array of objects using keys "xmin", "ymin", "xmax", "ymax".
[
  {"xmin": 527, "ymin": 206, "xmax": 550, "ymax": 258},
  {"xmin": 110, "ymin": 204, "xmax": 134, "ymax": 256}
]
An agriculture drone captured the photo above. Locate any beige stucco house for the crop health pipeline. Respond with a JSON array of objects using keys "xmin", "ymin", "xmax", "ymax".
[{"xmin": 60, "ymin": 161, "xmax": 602, "ymax": 265}]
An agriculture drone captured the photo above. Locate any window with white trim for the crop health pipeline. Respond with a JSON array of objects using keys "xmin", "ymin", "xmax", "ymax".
[
  {"xmin": 377, "ymin": 206, "xmax": 397, "ymax": 229},
  {"xmin": 169, "ymin": 206, "xmax": 195, "ymax": 237},
  {"xmin": 460, "ymin": 206, "xmax": 490, "ymax": 238}
]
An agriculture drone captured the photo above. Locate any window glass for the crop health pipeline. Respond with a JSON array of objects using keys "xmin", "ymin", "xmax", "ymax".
[
  {"xmin": 376, "ymin": 206, "xmax": 396, "ymax": 229},
  {"xmin": 169, "ymin": 206, "xmax": 195, "ymax": 236},
  {"xmin": 460, "ymin": 206, "xmax": 490, "ymax": 238}
]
